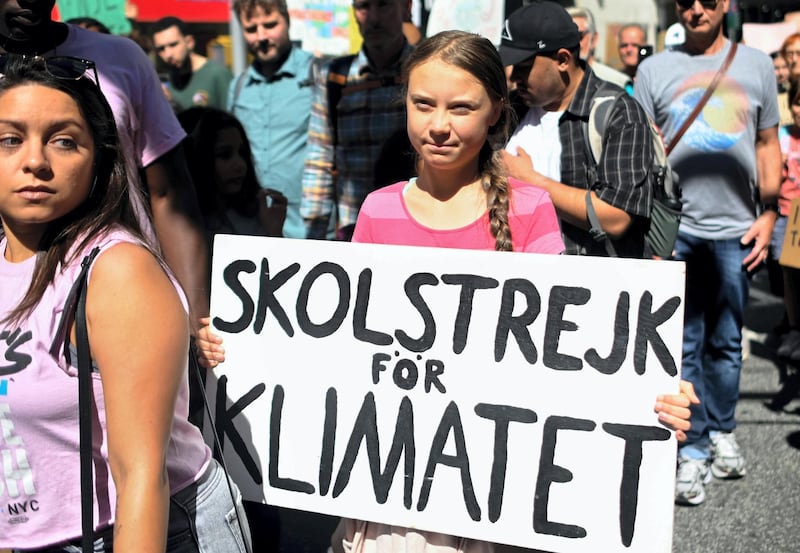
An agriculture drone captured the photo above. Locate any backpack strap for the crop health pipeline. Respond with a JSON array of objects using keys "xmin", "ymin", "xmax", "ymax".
[
  {"xmin": 326, "ymin": 54, "xmax": 357, "ymax": 148},
  {"xmin": 583, "ymin": 83, "xmax": 626, "ymax": 257}
]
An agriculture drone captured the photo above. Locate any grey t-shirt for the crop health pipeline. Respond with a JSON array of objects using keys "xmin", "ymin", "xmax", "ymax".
[{"xmin": 635, "ymin": 40, "xmax": 779, "ymax": 240}]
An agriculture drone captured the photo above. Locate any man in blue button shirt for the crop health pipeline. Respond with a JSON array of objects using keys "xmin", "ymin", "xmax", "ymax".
[{"xmin": 229, "ymin": 0, "xmax": 314, "ymax": 239}]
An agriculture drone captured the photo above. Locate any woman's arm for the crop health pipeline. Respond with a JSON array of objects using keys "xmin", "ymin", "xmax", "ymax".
[{"xmin": 86, "ymin": 242, "xmax": 189, "ymax": 552}]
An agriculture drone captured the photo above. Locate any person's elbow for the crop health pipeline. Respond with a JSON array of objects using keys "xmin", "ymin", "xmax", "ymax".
[{"xmin": 592, "ymin": 198, "xmax": 633, "ymax": 238}]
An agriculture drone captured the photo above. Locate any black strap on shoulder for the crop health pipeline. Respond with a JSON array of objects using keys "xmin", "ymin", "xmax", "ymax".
[
  {"xmin": 72, "ymin": 247, "xmax": 101, "ymax": 552},
  {"xmin": 326, "ymin": 54, "xmax": 357, "ymax": 148},
  {"xmin": 583, "ymin": 82, "xmax": 626, "ymax": 257},
  {"xmin": 69, "ymin": 245, "xmax": 253, "ymax": 553}
]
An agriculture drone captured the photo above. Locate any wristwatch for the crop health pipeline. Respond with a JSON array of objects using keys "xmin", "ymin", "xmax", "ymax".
[{"xmin": 761, "ymin": 202, "xmax": 779, "ymax": 213}]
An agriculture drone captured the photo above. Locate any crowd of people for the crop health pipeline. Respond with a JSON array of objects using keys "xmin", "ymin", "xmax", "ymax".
[{"xmin": 0, "ymin": 0, "xmax": 794, "ymax": 551}]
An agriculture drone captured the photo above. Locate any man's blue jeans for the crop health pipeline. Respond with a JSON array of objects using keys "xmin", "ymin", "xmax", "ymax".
[{"xmin": 673, "ymin": 232, "xmax": 750, "ymax": 460}]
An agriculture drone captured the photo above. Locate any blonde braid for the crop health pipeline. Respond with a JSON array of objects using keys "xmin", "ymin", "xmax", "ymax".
[{"xmin": 484, "ymin": 149, "xmax": 513, "ymax": 252}]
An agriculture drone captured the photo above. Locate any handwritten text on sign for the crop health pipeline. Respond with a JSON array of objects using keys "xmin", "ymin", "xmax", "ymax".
[{"xmin": 207, "ymin": 236, "xmax": 686, "ymax": 553}]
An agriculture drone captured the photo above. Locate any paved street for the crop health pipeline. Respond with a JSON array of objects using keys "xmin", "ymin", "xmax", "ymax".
[{"xmin": 672, "ymin": 278, "xmax": 800, "ymax": 553}]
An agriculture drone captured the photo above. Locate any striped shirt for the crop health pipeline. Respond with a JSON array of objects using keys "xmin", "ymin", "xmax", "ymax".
[{"xmin": 352, "ymin": 178, "xmax": 565, "ymax": 255}]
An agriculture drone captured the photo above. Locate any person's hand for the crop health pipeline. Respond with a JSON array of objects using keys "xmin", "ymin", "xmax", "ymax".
[
  {"xmin": 257, "ymin": 188, "xmax": 288, "ymax": 237},
  {"xmin": 654, "ymin": 380, "xmax": 699, "ymax": 442},
  {"xmin": 196, "ymin": 317, "xmax": 225, "ymax": 369},
  {"xmin": 741, "ymin": 211, "xmax": 777, "ymax": 272},
  {"xmin": 500, "ymin": 146, "xmax": 537, "ymax": 185}
]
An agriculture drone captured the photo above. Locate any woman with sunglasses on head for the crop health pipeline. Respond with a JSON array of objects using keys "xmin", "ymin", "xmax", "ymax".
[{"xmin": 0, "ymin": 57, "xmax": 250, "ymax": 552}]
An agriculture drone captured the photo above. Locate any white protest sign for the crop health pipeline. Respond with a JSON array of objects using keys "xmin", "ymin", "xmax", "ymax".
[
  {"xmin": 425, "ymin": 0, "xmax": 505, "ymax": 44},
  {"xmin": 207, "ymin": 235, "xmax": 685, "ymax": 553}
]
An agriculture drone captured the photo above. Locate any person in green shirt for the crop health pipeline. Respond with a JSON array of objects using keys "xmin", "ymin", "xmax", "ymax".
[{"xmin": 152, "ymin": 16, "xmax": 233, "ymax": 111}]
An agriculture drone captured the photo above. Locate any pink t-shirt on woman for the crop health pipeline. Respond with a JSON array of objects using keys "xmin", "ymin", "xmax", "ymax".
[{"xmin": 0, "ymin": 228, "xmax": 210, "ymax": 549}]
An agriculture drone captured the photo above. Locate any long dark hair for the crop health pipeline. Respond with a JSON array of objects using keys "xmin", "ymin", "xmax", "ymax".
[
  {"xmin": 178, "ymin": 106, "xmax": 261, "ymax": 220},
  {"xmin": 1, "ymin": 56, "xmax": 143, "ymax": 323},
  {"xmin": 402, "ymin": 30, "xmax": 514, "ymax": 251}
]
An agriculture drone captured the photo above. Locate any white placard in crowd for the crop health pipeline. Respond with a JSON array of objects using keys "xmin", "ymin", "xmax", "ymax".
[
  {"xmin": 425, "ymin": 0, "xmax": 504, "ymax": 44},
  {"xmin": 206, "ymin": 235, "xmax": 685, "ymax": 553}
]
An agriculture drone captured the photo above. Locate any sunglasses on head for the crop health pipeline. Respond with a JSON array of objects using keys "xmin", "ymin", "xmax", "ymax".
[
  {"xmin": 676, "ymin": 0, "xmax": 719, "ymax": 9},
  {"xmin": 0, "ymin": 54, "xmax": 100, "ymax": 90}
]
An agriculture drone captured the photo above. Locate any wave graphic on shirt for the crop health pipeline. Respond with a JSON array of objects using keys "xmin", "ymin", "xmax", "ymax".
[{"xmin": 668, "ymin": 72, "xmax": 749, "ymax": 152}]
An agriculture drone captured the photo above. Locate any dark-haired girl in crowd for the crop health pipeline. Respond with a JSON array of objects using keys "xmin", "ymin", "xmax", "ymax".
[{"xmin": 178, "ymin": 106, "xmax": 286, "ymax": 242}]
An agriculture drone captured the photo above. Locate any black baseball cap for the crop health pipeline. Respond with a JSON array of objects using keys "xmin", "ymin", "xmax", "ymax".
[{"xmin": 498, "ymin": 1, "xmax": 582, "ymax": 66}]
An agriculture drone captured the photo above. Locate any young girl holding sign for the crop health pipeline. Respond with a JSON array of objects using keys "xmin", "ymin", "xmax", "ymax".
[
  {"xmin": 326, "ymin": 29, "xmax": 697, "ymax": 553},
  {"xmin": 199, "ymin": 29, "xmax": 697, "ymax": 553}
]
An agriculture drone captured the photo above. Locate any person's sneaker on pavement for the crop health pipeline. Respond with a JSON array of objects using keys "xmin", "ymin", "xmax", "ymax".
[
  {"xmin": 675, "ymin": 455, "xmax": 711, "ymax": 506},
  {"xmin": 710, "ymin": 431, "xmax": 747, "ymax": 479}
]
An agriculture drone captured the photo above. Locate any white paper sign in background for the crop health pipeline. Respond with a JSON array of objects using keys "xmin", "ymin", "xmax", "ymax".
[{"xmin": 207, "ymin": 235, "xmax": 685, "ymax": 553}]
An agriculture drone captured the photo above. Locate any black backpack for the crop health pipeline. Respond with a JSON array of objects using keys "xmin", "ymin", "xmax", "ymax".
[{"xmin": 583, "ymin": 84, "xmax": 682, "ymax": 258}]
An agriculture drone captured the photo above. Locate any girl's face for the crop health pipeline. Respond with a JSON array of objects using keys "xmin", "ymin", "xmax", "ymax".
[
  {"xmin": 406, "ymin": 58, "xmax": 502, "ymax": 175},
  {"xmin": 0, "ymin": 84, "xmax": 95, "ymax": 236},
  {"xmin": 774, "ymin": 54, "xmax": 790, "ymax": 86},
  {"xmin": 791, "ymin": 96, "xmax": 800, "ymax": 128},
  {"xmin": 213, "ymin": 125, "xmax": 249, "ymax": 196}
]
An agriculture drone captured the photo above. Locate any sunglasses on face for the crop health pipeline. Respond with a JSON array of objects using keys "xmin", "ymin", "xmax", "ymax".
[
  {"xmin": 0, "ymin": 54, "xmax": 100, "ymax": 90},
  {"xmin": 676, "ymin": 0, "xmax": 720, "ymax": 10}
]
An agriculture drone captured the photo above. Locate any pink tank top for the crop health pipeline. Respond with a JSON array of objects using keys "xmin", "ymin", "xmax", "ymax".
[{"xmin": 0, "ymin": 228, "xmax": 211, "ymax": 548}]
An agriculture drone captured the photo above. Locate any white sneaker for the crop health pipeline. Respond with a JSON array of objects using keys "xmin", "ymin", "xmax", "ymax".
[
  {"xmin": 710, "ymin": 432, "xmax": 747, "ymax": 479},
  {"xmin": 675, "ymin": 456, "xmax": 711, "ymax": 506}
]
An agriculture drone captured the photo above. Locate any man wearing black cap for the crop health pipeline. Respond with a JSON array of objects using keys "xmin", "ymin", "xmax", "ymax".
[{"xmin": 500, "ymin": 0, "xmax": 653, "ymax": 258}]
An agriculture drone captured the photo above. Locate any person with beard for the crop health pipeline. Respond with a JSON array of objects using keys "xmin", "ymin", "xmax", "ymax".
[
  {"xmin": 301, "ymin": 0, "xmax": 416, "ymax": 241},
  {"xmin": 0, "ymin": 0, "xmax": 211, "ymax": 333},
  {"xmin": 228, "ymin": 0, "xmax": 313, "ymax": 240},
  {"xmin": 153, "ymin": 16, "xmax": 232, "ymax": 111}
]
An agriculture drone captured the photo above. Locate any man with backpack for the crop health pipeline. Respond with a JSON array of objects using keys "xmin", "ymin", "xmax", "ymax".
[
  {"xmin": 301, "ymin": 0, "xmax": 415, "ymax": 241},
  {"xmin": 635, "ymin": 0, "xmax": 781, "ymax": 506},
  {"xmin": 500, "ymin": 1, "xmax": 654, "ymax": 258},
  {"xmin": 228, "ymin": 0, "xmax": 314, "ymax": 239}
]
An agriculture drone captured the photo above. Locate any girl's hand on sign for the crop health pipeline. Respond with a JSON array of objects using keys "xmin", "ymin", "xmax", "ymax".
[
  {"xmin": 654, "ymin": 379, "xmax": 699, "ymax": 442},
  {"xmin": 196, "ymin": 317, "xmax": 226, "ymax": 369}
]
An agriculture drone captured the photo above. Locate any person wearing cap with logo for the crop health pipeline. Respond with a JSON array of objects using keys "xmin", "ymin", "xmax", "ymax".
[
  {"xmin": 634, "ymin": 0, "xmax": 781, "ymax": 506},
  {"xmin": 500, "ymin": 0, "xmax": 654, "ymax": 259}
]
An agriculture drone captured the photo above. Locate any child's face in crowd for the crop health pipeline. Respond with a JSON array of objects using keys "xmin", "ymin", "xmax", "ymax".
[
  {"xmin": 774, "ymin": 54, "xmax": 790, "ymax": 86},
  {"xmin": 406, "ymin": 58, "xmax": 501, "ymax": 175},
  {"xmin": 0, "ymin": 84, "xmax": 95, "ymax": 234},
  {"xmin": 791, "ymin": 96, "xmax": 800, "ymax": 129},
  {"xmin": 213, "ymin": 125, "xmax": 248, "ymax": 196}
]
